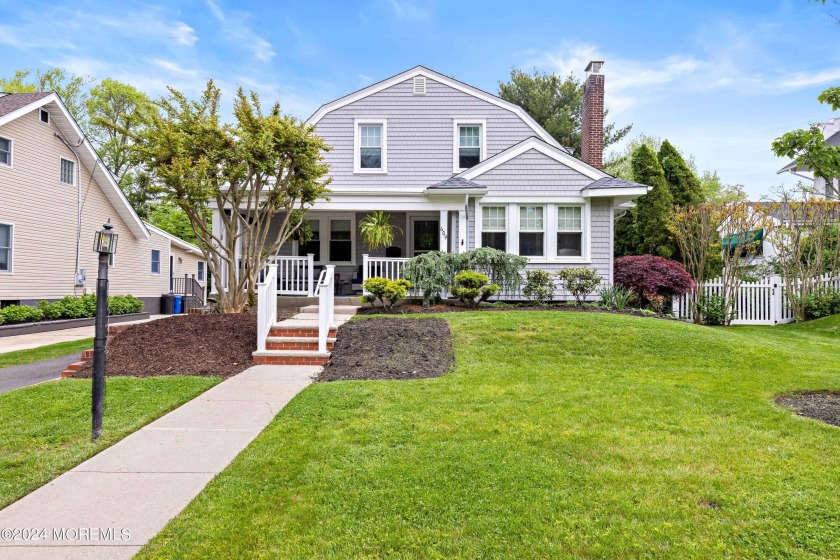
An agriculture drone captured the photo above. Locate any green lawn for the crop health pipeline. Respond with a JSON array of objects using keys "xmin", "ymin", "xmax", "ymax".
[
  {"xmin": 0, "ymin": 376, "xmax": 219, "ymax": 508},
  {"xmin": 139, "ymin": 312, "xmax": 840, "ymax": 559},
  {"xmin": 0, "ymin": 338, "xmax": 94, "ymax": 368}
]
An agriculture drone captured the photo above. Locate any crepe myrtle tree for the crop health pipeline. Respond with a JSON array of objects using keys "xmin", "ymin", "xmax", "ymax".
[{"xmin": 137, "ymin": 81, "xmax": 332, "ymax": 313}]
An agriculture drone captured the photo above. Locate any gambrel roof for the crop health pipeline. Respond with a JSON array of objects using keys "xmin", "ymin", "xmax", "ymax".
[{"xmin": 305, "ymin": 66, "xmax": 565, "ymax": 150}]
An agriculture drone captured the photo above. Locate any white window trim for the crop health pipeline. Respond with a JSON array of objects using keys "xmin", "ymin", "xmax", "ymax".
[
  {"xmin": 294, "ymin": 213, "xmax": 357, "ymax": 265},
  {"xmin": 407, "ymin": 213, "xmax": 441, "ymax": 257},
  {"xmin": 0, "ymin": 135, "xmax": 12, "ymax": 168},
  {"xmin": 59, "ymin": 157, "xmax": 75, "ymax": 186},
  {"xmin": 150, "ymin": 249, "xmax": 161, "ymax": 275},
  {"xmin": 0, "ymin": 222, "xmax": 13, "ymax": 274},
  {"xmin": 197, "ymin": 261, "xmax": 206, "ymax": 282},
  {"xmin": 478, "ymin": 205, "xmax": 508, "ymax": 251},
  {"xmin": 453, "ymin": 118, "xmax": 486, "ymax": 173},
  {"xmin": 39, "ymin": 108, "xmax": 50, "ymax": 125},
  {"xmin": 475, "ymin": 201, "xmax": 592, "ymax": 264},
  {"xmin": 353, "ymin": 118, "xmax": 387, "ymax": 174}
]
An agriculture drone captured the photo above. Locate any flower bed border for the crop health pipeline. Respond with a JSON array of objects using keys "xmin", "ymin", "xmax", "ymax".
[{"xmin": 0, "ymin": 312, "xmax": 150, "ymax": 338}]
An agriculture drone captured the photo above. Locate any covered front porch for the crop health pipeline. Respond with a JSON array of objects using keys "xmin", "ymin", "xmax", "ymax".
[{"xmin": 266, "ymin": 190, "xmax": 476, "ymax": 296}]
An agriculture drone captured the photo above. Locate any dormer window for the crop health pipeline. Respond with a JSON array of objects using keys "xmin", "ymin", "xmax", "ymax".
[
  {"xmin": 39, "ymin": 109, "xmax": 50, "ymax": 124},
  {"xmin": 354, "ymin": 118, "xmax": 387, "ymax": 173},
  {"xmin": 453, "ymin": 119, "xmax": 485, "ymax": 172}
]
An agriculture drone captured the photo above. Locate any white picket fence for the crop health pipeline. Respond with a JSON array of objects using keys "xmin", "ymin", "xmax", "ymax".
[{"xmin": 673, "ymin": 273, "xmax": 840, "ymax": 326}]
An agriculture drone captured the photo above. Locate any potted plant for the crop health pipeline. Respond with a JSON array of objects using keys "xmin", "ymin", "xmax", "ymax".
[{"xmin": 359, "ymin": 211, "xmax": 403, "ymax": 252}]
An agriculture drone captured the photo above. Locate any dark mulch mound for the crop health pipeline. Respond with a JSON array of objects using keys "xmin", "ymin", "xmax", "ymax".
[
  {"xmin": 357, "ymin": 301, "xmax": 673, "ymax": 319},
  {"xmin": 76, "ymin": 313, "xmax": 257, "ymax": 378},
  {"xmin": 776, "ymin": 392, "xmax": 840, "ymax": 428},
  {"xmin": 318, "ymin": 318, "xmax": 454, "ymax": 382}
]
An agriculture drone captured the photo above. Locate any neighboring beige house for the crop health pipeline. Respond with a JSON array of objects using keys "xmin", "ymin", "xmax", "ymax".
[{"xmin": 0, "ymin": 92, "xmax": 205, "ymax": 313}]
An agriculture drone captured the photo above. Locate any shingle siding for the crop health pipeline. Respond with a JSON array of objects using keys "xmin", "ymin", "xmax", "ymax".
[
  {"xmin": 315, "ymin": 77, "xmax": 536, "ymax": 191},
  {"xmin": 471, "ymin": 149, "xmax": 592, "ymax": 196}
]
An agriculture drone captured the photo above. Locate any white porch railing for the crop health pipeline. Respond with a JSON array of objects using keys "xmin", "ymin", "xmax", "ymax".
[
  {"xmin": 673, "ymin": 273, "xmax": 840, "ymax": 325},
  {"xmin": 314, "ymin": 265, "xmax": 335, "ymax": 353},
  {"xmin": 275, "ymin": 254, "xmax": 315, "ymax": 296},
  {"xmin": 256, "ymin": 262, "xmax": 278, "ymax": 352},
  {"xmin": 362, "ymin": 254, "xmax": 409, "ymax": 283}
]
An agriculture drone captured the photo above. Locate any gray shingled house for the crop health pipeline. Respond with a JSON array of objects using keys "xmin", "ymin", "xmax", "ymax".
[{"xmin": 210, "ymin": 63, "xmax": 649, "ymax": 299}]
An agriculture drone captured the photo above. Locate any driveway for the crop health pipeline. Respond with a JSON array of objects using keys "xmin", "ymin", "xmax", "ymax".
[{"xmin": 0, "ymin": 354, "xmax": 80, "ymax": 394}]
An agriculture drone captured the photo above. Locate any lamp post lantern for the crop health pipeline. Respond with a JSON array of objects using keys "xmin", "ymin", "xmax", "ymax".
[{"xmin": 91, "ymin": 221, "xmax": 118, "ymax": 440}]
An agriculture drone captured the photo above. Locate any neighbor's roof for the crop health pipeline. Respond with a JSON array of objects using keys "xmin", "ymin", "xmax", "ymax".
[
  {"xmin": 827, "ymin": 130, "xmax": 840, "ymax": 146},
  {"xmin": 427, "ymin": 177, "xmax": 486, "ymax": 190},
  {"xmin": 143, "ymin": 222, "xmax": 203, "ymax": 255},
  {"xmin": 0, "ymin": 92, "xmax": 51, "ymax": 117},
  {"xmin": 586, "ymin": 177, "xmax": 648, "ymax": 190}
]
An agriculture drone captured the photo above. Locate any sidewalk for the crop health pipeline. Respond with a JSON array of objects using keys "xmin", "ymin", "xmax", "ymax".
[
  {"xmin": 0, "ymin": 315, "xmax": 168, "ymax": 354},
  {"xmin": 0, "ymin": 364, "xmax": 316, "ymax": 559}
]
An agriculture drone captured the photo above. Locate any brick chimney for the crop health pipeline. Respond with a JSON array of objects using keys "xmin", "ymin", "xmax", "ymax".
[{"xmin": 581, "ymin": 60, "xmax": 605, "ymax": 169}]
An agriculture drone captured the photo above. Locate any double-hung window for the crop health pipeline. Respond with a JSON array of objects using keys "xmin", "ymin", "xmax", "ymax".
[
  {"xmin": 355, "ymin": 119, "xmax": 386, "ymax": 172},
  {"xmin": 329, "ymin": 219, "xmax": 352, "ymax": 262},
  {"xmin": 151, "ymin": 249, "xmax": 161, "ymax": 274},
  {"xmin": 0, "ymin": 224, "xmax": 11, "ymax": 272},
  {"xmin": 60, "ymin": 158, "xmax": 75, "ymax": 185},
  {"xmin": 458, "ymin": 126, "xmax": 481, "ymax": 169},
  {"xmin": 0, "ymin": 137, "xmax": 10, "ymax": 166},
  {"xmin": 519, "ymin": 206, "xmax": 544, "ymax": 257},
  {"xmin": 556, "ymin": 206, "xmax": 583, "ymax": 257},
  {"xmin": 299, "ymin": 219, "xmax": 321, "ymax": 261},
  {"xmin": 481, "ymin": 206, "xmax": 507, "ymax": 251},
  {"xmin": 197, "ymin": 261, "xmax": 206, "ymax": 282}
]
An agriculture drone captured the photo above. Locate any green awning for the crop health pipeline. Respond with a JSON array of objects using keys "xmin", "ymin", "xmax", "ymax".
[{"xmin": 722, "ymin": 228, "xmax": 764, "ymax": 249}]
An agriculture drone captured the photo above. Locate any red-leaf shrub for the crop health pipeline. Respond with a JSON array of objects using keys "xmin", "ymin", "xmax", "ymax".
[{"xmin": 614, "ymin": 255, "xmax": 695, "ymax": 299}]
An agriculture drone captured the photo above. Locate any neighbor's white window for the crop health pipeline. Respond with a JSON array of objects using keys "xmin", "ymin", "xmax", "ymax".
[
  {"xmin": 151, "ymin": 249, "xmax": 161, "ymax": 274},
  {"xmin": 197, "ymin": 261, "xmax": 206, "ymax": 282},
  {"xmin": 519, "ymin": 205, "xmax": 544, "ymax": 257},
  {"xmin": 556, "ymin": 206, "xmax": 583, "ymax": 257},
  {"xmin": 481, "ymin": 206, "xmax": 507, "ymax": 251},
  {"xmin": 0, "ymin": 224, "xmax": 11, "ymax": 272},
  {"xmin": 0, "ymin": 137, "xmax": 10, "ymax": 166},
  {"xmin": 355, "ymin": 119, "xmax": 387, "ymax": 172},
  {"xmin": 329, "ymin": 219, "xmax": 353, "ymax": 262},
  {"xmin": 60, "ymin": 158, "xmax": 75, "ymax": 185}
]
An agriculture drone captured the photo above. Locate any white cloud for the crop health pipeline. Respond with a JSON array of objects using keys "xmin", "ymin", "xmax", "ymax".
[
  {"xmin": 386, "ymin": 0, "xmax": 431, "ymax": 21},
  {"xmin": 205, "ymin": 1, "xmax": 275, "ymax": 62},
  {"xmin": 358, "ymin": 73, "xmax": 373, "ymax": 83},
  {"xmin": 150, "ymin": 58, "xmax": 199, "ymax": 77}
]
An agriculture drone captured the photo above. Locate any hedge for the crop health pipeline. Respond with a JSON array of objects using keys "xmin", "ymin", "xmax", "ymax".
[{"xmin": 0, "ymin": 295, "xmax": 144, "ymax": 325}]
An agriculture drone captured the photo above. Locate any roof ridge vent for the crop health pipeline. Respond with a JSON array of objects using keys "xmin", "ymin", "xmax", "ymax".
[{"xmin": 413, "ymin": 76, "xmax": 426, "ymax": 95}]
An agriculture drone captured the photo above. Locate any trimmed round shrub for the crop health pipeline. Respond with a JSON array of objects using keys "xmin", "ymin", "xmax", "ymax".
[
  {"xmin": 450, "ymin": 270, "xmax": 499, "ymax": 307},
  {"xmin": 0, "ymin": 305, "xmax": 44, "ymax": 324},
  {"xmin": 614, "ymin": 255, "xmax": 694, "ymax": 301},
  {"xmin": 522, "ymin": 269, "xmax": 554, "ymax": 304}
]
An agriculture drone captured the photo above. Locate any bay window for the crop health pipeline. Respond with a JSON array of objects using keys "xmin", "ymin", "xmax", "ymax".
[
  {"xmin": 556, "ymin": 206, "xmax": 583, "ymax": 257},
  {"xmin": 481, "ymin": 206, "xmax": 506, "ymax": 251},
  {"xmin": 518, "ymin": 205, "xmax": 544, "ymax": 257}
]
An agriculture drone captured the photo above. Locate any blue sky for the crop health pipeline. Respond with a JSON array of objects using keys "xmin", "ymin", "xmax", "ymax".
[{"xmin": 1, "ymin": 0, "xmax": 838, "ymax": 197}]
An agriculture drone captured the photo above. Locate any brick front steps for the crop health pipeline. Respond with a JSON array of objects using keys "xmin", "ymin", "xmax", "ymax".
[
  {"xmin": 252, "ymin": 305, "xmax": 359, "ymax": 366},
  {"xmin": 61, "ymin": 323, "xmax": 136, "ymax": 377}
]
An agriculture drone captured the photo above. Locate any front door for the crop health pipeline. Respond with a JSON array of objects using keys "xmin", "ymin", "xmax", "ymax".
[{"xmin": 410, "ymin": 217, "xmax": 439, "ymax": 256}]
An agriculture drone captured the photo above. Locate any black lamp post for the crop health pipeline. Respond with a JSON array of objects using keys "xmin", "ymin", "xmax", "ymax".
[{"xmin": 91, "ymin": 221, "xmax": 118, "ymax": 440}]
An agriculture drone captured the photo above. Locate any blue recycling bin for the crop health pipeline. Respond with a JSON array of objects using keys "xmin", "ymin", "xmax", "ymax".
[{"xmin": 173, "ymin": 294, "xmax": 183, "ymax": 314}]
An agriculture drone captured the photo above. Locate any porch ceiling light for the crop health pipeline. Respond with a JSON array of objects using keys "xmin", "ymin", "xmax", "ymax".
[{"xmin": 93, "ymin": 221, "xmax": 118, "ymax": 255}]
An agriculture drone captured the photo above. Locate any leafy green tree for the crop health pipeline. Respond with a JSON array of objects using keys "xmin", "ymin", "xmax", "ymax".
[
  {"xmin": 0, "ymin": 68, "xmax": 91, "ymax": 124},
  {"xmin": 658, "ymin": 140, "xmax": 703, "ymax": 208},
  {"xmin": 86, "ymin": 79, "xmax": 156, "ymax": 214},
  {"xmin": 136, "ymin": 81, "xmax": 332, "ymax": 312},
  {"xmin": 604, "ymin": 135, "xmax": 662, "ymax": 180},
  {"xmin": 772, "ymin": 86, "xmax": 840, "ymax": 200},
  {"xmin": 699, "ymin": 171, "xmax": 748, "ymax": 204},
  {"xmin": 631, "ymin": 145, "xmax": 675, "ymax": 258},
  {"xmin": 498, "ymin": 69, "xmax": 632, "ymax": 155},
  {"xmin": 148, "ymin": 203, "xmax": 200, "ymax": 245}
]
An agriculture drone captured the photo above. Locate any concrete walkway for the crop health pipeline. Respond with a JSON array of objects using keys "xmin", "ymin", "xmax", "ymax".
[
  {"xmin": 0, "ymin": 353, "xmax": 80, "ymax": 394},
  {"xmin": 0, "ymin": 364, "xmax": 317, "ymax": 559},
  {"xmin": 0, "ymin": 315, "xmax": 168, "ymax": 354}
]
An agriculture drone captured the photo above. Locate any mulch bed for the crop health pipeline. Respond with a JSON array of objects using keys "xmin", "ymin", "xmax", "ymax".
[
  {"xmin": 317, "ymin": 318, "xmax": 454, "ymax": 382},
  {"xmin": 356, "ymin": 301, "xmax": 674, "ymax": 319},
  {"xmin": 776, "ymin": 392, "xmax": 840, "ymax": 428},
  {"xmin": 76, "ymin": 313, "xmax": 258, "ymax": 378}
]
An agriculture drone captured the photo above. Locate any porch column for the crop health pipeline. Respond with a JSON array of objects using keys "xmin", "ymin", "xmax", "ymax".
[
  {"xmin": 439, "ymin": 210, "xmax": 448, "ymax": 253},
  {"xmin": 458, "ymin": 210, "xmax": 467, "ymax": 253}
]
